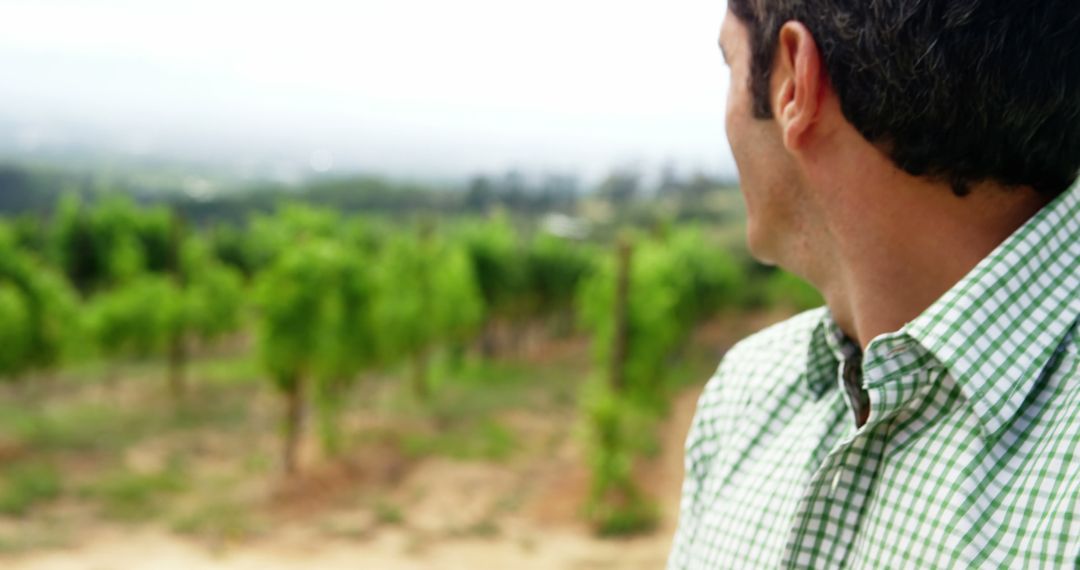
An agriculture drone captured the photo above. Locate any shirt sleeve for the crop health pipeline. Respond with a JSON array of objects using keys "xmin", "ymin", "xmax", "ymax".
[{"xmin": 666, "ymin": 373, "xmax": 725, "ymax": 570}]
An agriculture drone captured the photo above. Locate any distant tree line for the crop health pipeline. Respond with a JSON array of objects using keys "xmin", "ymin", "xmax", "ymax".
[{"xmin": 0, "ymin": 161, "xmax": 741, "ymax": 227}]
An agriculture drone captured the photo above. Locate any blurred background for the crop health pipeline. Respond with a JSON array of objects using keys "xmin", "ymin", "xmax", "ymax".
[{"xmin": 0, "ymin": 1, "xmax": 820, "ymax": 568}]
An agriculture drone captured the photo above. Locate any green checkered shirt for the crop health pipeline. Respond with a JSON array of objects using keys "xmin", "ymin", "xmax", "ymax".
[{"xmin": 669, "ymin": 185, "xmax": 1080, "ymax": 569}]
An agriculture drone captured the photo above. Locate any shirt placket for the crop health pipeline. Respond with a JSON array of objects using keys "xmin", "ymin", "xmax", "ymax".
[{"xmin": 781, "ymin": 339, "xmax": 918, "ymax": 569}]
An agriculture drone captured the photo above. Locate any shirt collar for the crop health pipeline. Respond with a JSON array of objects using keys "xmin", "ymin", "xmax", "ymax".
[
  {"xmin": 904, "ymin": 184, "xmax": 1080, "ymax": 441},
  {"xmin": 805, "ymin": 311, "xmax": 859, "ymax": 400}
]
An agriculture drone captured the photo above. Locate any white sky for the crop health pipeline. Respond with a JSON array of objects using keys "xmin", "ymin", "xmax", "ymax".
[{"xmin": 0, "ymin": 0, "xmax": 735, "ymax": 181}]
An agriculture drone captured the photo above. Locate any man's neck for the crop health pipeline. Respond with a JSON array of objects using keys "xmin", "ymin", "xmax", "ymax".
[{"xmin": 818, "ymin": 177, "xmax": 1051, "ymax": 349}]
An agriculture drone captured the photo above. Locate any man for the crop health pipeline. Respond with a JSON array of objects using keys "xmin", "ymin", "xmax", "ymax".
[{"xmin": 668, "ymin": 0, "xmax": 1079, "ymax": 568}]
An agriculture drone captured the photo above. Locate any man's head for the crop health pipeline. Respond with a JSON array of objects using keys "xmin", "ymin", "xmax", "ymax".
[{"xmin": 725, "ymin": 0, "xmax": 1080, "ymax": 198}]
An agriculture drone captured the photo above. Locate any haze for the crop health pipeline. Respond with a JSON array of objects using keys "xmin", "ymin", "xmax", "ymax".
[{"xmin": 0, "ymin": 0, "xmax": 736, "ymax": 181}]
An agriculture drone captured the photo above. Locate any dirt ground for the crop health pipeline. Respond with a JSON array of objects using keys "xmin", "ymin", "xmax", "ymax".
[
  {"xmin": 5, "ymin": 388, "xmax": 702, "ymax": 570},
  {"xmin": 4, "ymin": 386, "xmax": 702, "ymax": 570}
]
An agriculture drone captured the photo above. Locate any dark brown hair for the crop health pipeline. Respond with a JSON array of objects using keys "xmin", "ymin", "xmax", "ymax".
[{"xmin": 729, "ymin": 0, "xmax": 1080, "ymax": 196}]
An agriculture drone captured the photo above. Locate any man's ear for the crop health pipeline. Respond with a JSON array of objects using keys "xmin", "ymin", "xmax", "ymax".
[{"xmin": 771, "ymin": 21, "xmax": 825, "ymax": 151}]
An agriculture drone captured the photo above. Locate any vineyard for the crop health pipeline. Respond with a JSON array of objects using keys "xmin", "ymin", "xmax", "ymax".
[{"xmin": 0, "ymin": 189, "xmax": 820, "ymax": 568}]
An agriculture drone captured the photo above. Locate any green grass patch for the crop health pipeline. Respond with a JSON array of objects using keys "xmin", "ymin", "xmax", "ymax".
[
  {"xmin": 188, "ymin": 353, "xmax": 262, "ymax": 387},
  {"xmin": 373, "ymin": 499, "xmax": 404, "ymax": 525},
  {"xmin": 378, "ymin": 348, "xmax": 585, "ymax": 417},
  {"xmin": 165, "ymin": 390, "xmax": 252, "ymax": 432},
  {"xmin": 402, "ymin": 419, "xmax": 517, "ymax": 462},
  {"xmin": 464, "ymin": 518, "xmax": 501, "ymax": 538},
  {"xmin": 0, "ymin": 401, "xmax": 152, "ymax": 454},
  {"xmin": 0, "ymin": 462, "xmax": 62, "ymax": 516},
  {"xmin": 588, "ymin": 495, "xmax": 659, "ymax": 537},
  {"xmin": 0, "ymin": 523, "xmax": 71, "ymax": 555},
  {"xmin": 442, "ymin": 357, "xmax": 536, "ymax": 387},
  {"xmin": 242, "ymin": 451, "xmax": 272, "ymax": 475},
  {"xmin": 81, "ymin": 462, "xmax": 188, "ymax": 522},
  {"xmin": 429, "ymin": 358, "xmax": 580, "ymax": 421},
  {"xmin": 172, "ymin": 499, "xmax": 260, "ymax": 542},
  {"xmin": 58, "ymin": 358, "xmax": 160, "ymax": 386}
]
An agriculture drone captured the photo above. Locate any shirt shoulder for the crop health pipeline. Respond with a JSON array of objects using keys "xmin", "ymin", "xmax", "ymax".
[
  {"xmin": 701, "ymin": 306, "xmax": 828, "ymax": 405},
  {"xmin": 687, "ymin": 307, "xmax": 828, "ymax": 460}
]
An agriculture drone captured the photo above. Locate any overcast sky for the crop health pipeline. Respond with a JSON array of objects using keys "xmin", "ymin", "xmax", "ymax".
[{"xmin": 0, "ymin": 0, "xmax": 735, "ymax": 181}]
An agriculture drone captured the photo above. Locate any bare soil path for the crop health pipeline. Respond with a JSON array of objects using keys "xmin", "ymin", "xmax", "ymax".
[{"xmin": 6, "ymin": 387, "xmax": 704, "ymax": 570}]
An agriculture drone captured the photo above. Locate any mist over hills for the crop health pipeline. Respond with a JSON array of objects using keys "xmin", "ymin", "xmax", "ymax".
[
  {"xmin": 0, "ymin": 112, "xmax": 736, "ymax": 187},
  {"xmin": 0, "ymin": 126, "xmax": 741, "ymax": 230}
]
